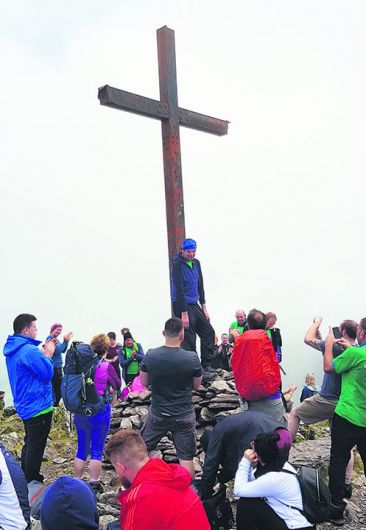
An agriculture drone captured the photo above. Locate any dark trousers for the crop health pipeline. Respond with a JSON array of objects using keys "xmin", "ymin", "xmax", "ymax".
[
  {"xmin": 236, "ymin": 497, "xmax": 315, "ymax": 530},
  {"xmin": 173, "ymin": 303, "xmax": 215, "ymax": 368},
  {"xmin": 52, "ymin": 367, "xmax": 63, "ymax": 406},
  {"xmin": 21, "ymin": 411, "xmax": 52, "ymax": 483},
  {"xmin": 125, "ymin": 373, "xmax": 138, "ymax": 385},
  {"xmin": 329, "ymin": 412, "xmax": 366, "ymax": 506}
]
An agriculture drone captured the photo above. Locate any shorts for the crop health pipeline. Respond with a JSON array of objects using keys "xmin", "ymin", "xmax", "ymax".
[
  {"xmin": 295, "ymin": 393, "xmax": 337, "ymax": 424},
  {"xmin": 241, "ymin": 397, "xmax": 287, "ymax": 426},
  {"xmin": 142, "ymin": 410, "xmax": 196, "ymax": 461}
]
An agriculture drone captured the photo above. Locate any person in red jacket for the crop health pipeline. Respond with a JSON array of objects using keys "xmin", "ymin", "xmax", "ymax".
[{"xmin": 105, "ymin": 429, "xmax": 210, "ymax": 530}]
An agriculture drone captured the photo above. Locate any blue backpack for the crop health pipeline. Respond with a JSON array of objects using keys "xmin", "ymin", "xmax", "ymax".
[{"xmin": 61, "ymin": 343, "xmax": 105, "ymax": 416}]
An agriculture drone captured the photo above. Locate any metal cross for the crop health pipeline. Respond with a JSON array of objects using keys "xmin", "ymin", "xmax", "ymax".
[{"xmin": 98, "ymin": 25, "xmax": 228, "ymax": 266}]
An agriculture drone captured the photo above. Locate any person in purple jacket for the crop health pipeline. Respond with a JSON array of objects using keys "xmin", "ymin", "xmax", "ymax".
[{"xmin": 73, "ymin": 334, "xmax": 121, "ymax": 493}]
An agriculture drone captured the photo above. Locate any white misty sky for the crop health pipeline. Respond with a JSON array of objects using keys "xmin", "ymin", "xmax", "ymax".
[{"xmin": 1, "ymin": 1, "xmax": 365, "ymax": 394}]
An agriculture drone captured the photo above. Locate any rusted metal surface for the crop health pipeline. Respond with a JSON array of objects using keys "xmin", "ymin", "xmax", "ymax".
[{"xmin": 98, "ymin": 25, "xmax": 229, "ymax": 266}]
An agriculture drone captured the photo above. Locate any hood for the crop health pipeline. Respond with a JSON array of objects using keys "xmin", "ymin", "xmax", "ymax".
[
  {"xmin": 40, "ymin": 476, "xmax": 99, "ymax": 530},
  {"xmin": 119, "ymin": 458, "xmax": 191, "ymax": 504},
  {"xmin": 134, "ymin": 458, "xmax": 191, "ymax": 490},
  {"xmin": 3, "ymin": 335, "xmax": 41, "ymax": 357}
]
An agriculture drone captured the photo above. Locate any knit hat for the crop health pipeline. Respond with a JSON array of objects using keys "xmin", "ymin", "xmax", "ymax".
[
  {"xmin": 123, "ymin": 332, "xmax": 133, "ymax": 341},
  {"xmin": 50, "ymin": 323, "xmax": 62, "ymax": 333},
  {"xmin": 41, "ymin": 476, "xmax": 99, "ymax": 530},
  {"xmin": 181, "ymin": 238, "xmax": 197, "ymax": 250}
]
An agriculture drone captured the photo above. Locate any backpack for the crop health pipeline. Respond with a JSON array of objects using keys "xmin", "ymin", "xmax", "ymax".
[
  {"xmin": 201, "ymin": 484, "xmax": 234, "ymax": 530},
  {"xmin": 231, "ymin": 330, "xmax": 281, "ymax": 400},
  {"xmin": 61, "ymin": 342, "xmax": 105, "ymax": 416},
  {"xmin": 281, "ymin": 466, "xmax": 331, "ymax": 524}
]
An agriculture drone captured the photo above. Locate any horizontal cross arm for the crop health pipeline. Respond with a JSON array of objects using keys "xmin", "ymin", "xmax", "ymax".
[
  {"xmin": 178, "ymin": 107, "xmax": 229, "ymax": 136},
  {"xmin": 98, "ymin": 85, "xmax": 169, "ymax": 120}
]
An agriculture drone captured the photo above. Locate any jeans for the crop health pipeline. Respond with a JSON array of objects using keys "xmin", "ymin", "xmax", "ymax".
[
  {"xmin": 21, "ymin": 411, "xmax": 53, "ymax": 482},
  {"xmin": 173, "ymin": 303, "xmax": 215, "ymax": 368},
  {"xmin": 329, "ymin": 412, "xmax": 366, "ymax": 506}
]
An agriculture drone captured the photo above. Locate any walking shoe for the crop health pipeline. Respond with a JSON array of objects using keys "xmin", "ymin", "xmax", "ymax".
[
  {"xmin": 344, "ymin": 483, "xmax": 352, "ymax": 499},
  {"xmin": 329, "ymin": 503, "xmax": 346, "ymax": 526}
]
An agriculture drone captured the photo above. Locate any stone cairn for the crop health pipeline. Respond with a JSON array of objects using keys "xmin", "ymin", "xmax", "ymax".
[{"xmin": 103, "ymin": 371, "xmax": 239, "ymax": 478}]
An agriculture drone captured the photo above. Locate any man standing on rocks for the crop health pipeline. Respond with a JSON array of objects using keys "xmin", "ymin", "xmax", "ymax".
[
  {"xmin": 3, "ymin": 314, "xmax": 55, "ymax": 483},
  {"xmin": 171, "ymin": 238, "xmax": 215, "ymax": 372},
  {"xmin": 140, "ymin": 317, "xmax": 202, "ymax": 479},
  {"xmin": 106, "ymin": 429, "xmax": 209, "ymax": 530},
  {"xmin": 324, "ymin": 319, "xmax": 366, "ymax": 526}
]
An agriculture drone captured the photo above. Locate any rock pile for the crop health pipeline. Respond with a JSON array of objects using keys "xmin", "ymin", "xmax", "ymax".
[{"xmin": 103, "ymin": 371, "xmax": 240, "ymax": 478}]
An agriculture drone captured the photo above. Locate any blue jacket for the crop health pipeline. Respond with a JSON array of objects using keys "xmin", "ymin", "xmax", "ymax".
[
  {"xmin": 171, "ymin": 254, "xmax": 206, "ymax": 314},
  {"xmin": 3, "ymin": 335, "xmax": 54, "ymax": 420},
  {"xmin": 41, "ymin": 476, "xmax": 99, "ymax": 530},
  {"xmin": 46, "ymin": 335, "xmax": 69, "ymax": 368}
]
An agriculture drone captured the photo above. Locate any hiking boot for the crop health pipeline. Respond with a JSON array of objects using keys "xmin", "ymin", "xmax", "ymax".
[
  {"xmin": 344, "ymin": 483, "xmax": 352, "ymax": 499},
  {"xmin": 329, "ymin": 503, "xmax": 346, "ymax": 526}
]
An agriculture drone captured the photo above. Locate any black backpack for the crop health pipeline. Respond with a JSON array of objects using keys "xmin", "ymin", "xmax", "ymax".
[
  {"xmin": 201, "ymin": 484, "xmax": 234, "ymax": 530},
  {"xmin": 281, "ymin": 466, "xmax": 331, "ymax": 524},
  {"xmin": 61, "ymin": 342, "xmax": 105, "ymax": 416}
]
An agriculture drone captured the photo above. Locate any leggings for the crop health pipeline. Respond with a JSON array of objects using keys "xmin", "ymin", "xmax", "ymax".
[{"xmin": 74, "ymin": 404, "xmax": 111, "ymax": 461}]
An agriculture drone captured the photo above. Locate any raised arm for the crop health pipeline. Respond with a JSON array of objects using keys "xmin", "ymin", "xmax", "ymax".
[{"xmin": 304, "ymin": 316, "xmax": 323, "ymax": 351}]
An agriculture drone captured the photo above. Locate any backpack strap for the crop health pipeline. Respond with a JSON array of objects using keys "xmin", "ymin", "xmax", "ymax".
[{"xmin": 277, "ymin": 469, "xmax": 306, "ymax": 516}]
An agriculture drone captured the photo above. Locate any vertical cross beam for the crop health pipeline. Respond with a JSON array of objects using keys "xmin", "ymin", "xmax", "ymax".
[{"xmin": 157, "ymin": 27, "xmax": 185, "ymax": 264}]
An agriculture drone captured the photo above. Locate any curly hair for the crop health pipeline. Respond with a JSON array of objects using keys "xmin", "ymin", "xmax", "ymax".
[{"xmin": 90, "ymin": 334, "xmax": 110, "ymax": 356}]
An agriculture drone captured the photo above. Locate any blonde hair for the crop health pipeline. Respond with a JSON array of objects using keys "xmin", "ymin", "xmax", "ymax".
[
  {"xmin": 90, "ymin": 334, "xmax": 110, "ymax": 356},
  {"xmin": 305, "ymin": 371, "xmax": 316, "ymax": 387}
]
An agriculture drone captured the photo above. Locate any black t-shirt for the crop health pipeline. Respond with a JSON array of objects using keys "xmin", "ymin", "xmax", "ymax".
[{"xmin": 140, "ymin": 346, "xmax": 202, "ymax": 416}]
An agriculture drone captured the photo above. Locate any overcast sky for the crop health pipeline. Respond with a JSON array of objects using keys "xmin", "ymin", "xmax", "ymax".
[{"xmin": 1, "ymin": 1, "xmax": 365, "ymax": 395}]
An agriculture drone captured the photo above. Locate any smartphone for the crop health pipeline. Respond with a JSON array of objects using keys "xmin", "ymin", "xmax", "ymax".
[{"xmin": 332, "ymin": 327, "xmax": 341, "ymax": 339}]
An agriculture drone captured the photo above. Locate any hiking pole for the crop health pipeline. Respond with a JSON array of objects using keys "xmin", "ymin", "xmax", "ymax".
[{"xmin": 280, "ymin": 365, "xmax": 286, "ymax": 376}]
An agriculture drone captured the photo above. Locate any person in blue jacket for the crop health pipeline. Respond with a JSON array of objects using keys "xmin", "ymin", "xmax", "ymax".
[
  {"xmin": 3, "ymin": 314, "xmax": 55, "ymax": 483},
  {"xmin": 41, "ymin": 476, "xmax": 99, "ymax": 530},
  {"xmin": 46, "ymin": 322, "xmax": 73, "ymax": 406},
  {"xmin": 171, "ymin": 238, "xmax": 215, "ymax": 370}
]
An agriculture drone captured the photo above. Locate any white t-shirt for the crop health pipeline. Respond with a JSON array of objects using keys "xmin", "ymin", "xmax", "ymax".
[
  {"xmin": 234, "ymin": 458, "xmax": 313, "ymax": 529},
  {"xmin": 0, "ymin": 450, "xmax": 28, "ymax": 530}
]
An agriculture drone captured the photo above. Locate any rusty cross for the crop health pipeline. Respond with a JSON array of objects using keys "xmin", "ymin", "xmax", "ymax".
[{"xmin": 98, "ymin": 25, "xmax": 228, "ymax": 265}]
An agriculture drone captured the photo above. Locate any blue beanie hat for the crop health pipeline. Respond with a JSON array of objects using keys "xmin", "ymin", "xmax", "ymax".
[
  {"xmin": 181, "ymin": 238, "xmax": 197, "ymax": 250},
  {"xmin": 41, "ymin": 476, "xmax": 99, "ymax": 530}
]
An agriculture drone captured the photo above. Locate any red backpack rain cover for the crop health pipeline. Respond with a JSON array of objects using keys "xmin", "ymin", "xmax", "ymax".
[{"xmin": 231, "ymin": 329, "xmax": 281, "ymax": 400}]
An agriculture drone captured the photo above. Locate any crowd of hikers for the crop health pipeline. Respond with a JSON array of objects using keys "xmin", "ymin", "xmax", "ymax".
[{"xmin": 1, "ymin": 240, "xmax": 366, "ymax": 530}]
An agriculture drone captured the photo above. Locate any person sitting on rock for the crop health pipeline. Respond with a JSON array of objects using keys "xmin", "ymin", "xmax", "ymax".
[
  {"xmin": 118, "ymin": 331, "xmax": 144, "ymax": 385},
  {"xmin": 299, "ymin": 372, "xmax": 319, "ymax": 403},
  {"xmin": 231, "ymin": 309, "xmax": 286, "ymax": 425},
  {"xmin": 41, "ymin": 476, "xmax": 99, "ymax": 530},
  {"xmin": 234, "ymin": 428, "xmax": 314, "ymax": 530},
  {"xmin": 0, "ymin": 443, "xmax": 31, "ymax": 530},
  {"xmin": 198, "ymin": 411, "xmax": 280, "ymax": 499},
  {"xmin": 105, "ymin": 428, "xmax": 210, "ymax": 530}
]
